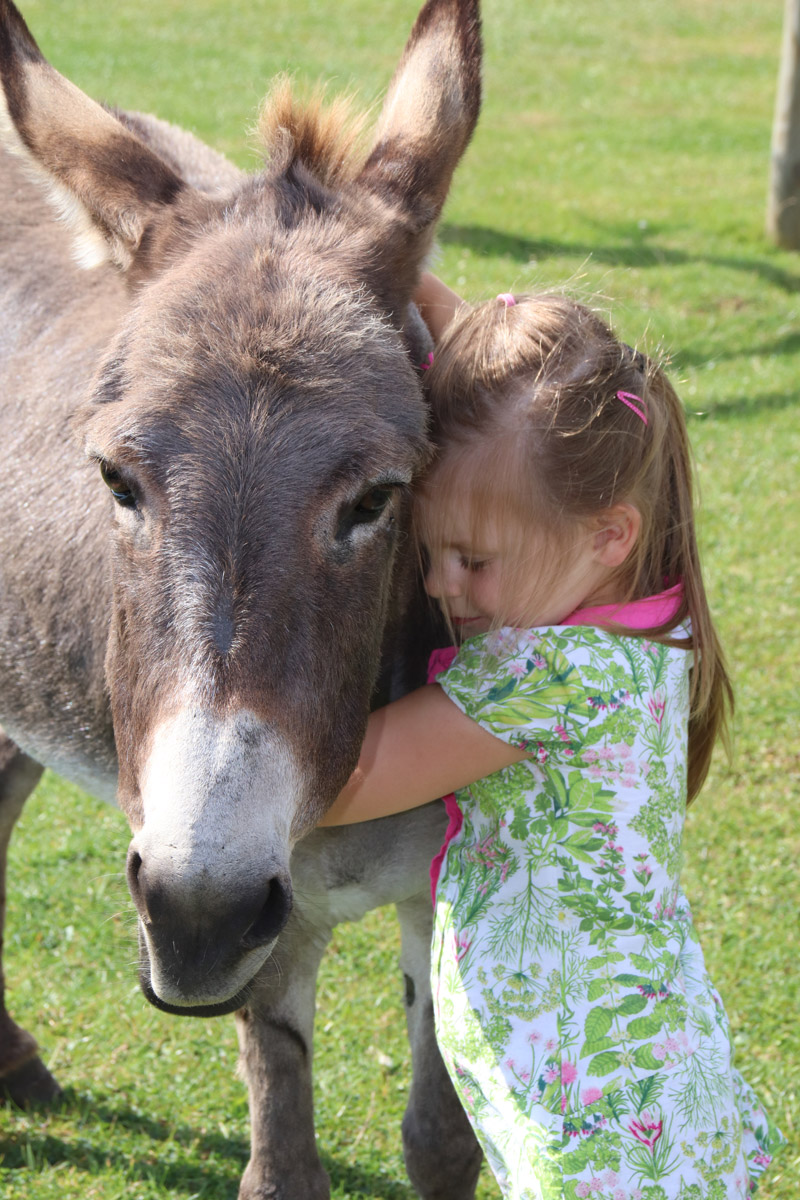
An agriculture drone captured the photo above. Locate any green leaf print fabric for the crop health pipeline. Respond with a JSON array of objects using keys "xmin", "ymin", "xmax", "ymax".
[{"xmin": 432, "ymin": 626, "xmax": 784, "ymax": 1200}]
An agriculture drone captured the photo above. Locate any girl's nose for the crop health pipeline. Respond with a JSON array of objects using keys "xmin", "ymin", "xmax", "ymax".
[{"xmin": 425, "ymin": 559, "xmax": 462, "ymax": 600}]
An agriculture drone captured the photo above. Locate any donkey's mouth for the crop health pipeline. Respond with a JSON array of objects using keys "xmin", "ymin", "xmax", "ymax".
[
  {"xmin": 135, "ymin": 923, "xmax": 271, "ymax": 1017},
  {"xmin": 139, "ymin": 971, "xmax": 251, "ymax": 1018}
]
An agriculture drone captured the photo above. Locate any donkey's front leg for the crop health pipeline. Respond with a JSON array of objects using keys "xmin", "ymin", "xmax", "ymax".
[
  {"xmin": 396, "ymin": 892, "xmax": 483, "ymax": 1200},
  {"xmin": 0, "ymin": 732, "xmax": 61, "ymax": 1107},
  {"xmin": 235, "ymin": 909, "xmax": 332, "ymax": 1200}
]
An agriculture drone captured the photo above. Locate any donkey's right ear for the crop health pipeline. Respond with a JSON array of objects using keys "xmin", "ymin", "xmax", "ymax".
[{"xmin": 0, "ymin": 0, "xmax": 186, "ymax": 270}]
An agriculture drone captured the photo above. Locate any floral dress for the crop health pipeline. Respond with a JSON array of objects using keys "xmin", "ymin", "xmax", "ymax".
[{"xmin": 430, "ymin": 617, "xmax": 784, "ymax": 1200}]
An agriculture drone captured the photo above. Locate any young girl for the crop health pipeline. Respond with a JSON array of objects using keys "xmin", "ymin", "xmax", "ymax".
[{"xmin": 320, "ymin": 285, "xmax": 785, "ymax": 1199}]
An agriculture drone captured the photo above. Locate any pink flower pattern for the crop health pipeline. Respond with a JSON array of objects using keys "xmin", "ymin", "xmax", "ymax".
[
  {"xmin": 629, "ymin": 1110, "xmax": 663, "ymax": 1149},
  {"xmin": 561, "ymin": 1060, "xmax": 578, "ymax": 1085}
]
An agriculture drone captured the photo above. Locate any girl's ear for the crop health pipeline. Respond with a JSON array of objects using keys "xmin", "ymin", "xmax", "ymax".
[{"xmin": 591, "ymin": 504, "xmax": 641, "ymax": 568}]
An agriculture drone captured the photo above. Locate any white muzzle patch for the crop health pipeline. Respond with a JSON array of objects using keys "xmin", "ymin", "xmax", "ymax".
[{"xmin": 131, "ymin": 705, "xmax": 303, "ymax": 1006}]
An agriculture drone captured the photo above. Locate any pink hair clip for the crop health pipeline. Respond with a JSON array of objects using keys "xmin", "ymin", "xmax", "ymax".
[
  {"xmin": 616, "ymin": 390, "xmax": 648, "ymax": 425},
  {"xmin": 497, "ymin": 293, "xmax": 516, "ymax": 307},
  {"xmin": 420, "ymin": 351, "xmax": 434, "ymax": 371}
]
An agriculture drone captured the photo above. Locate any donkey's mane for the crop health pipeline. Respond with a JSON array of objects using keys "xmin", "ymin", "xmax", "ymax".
[{"xmin": 256, "ymin": 76, "xmax": 370, "ymax": 188}]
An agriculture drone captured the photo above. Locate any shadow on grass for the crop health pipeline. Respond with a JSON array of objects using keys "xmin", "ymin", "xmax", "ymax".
[
  {"xmin": 440, "ymin": 221, "xmax": 800, "ymax": 296},
  {"xmin": 0, "ymin": 1088, "xmax": 417, "ymax": 1199},
  {"xmin": 676, "ymin": 343, "xmax": 800, "ymax": 371},
  {"xmin": 0, "ymin": 1087, "xmax": 249, "ymax": 1194},
  {"xmin": 323, "ymin": 1154, "xmax": 414, "ymax": 1199},
  {"xmin": 686, "ymin": 390, "xmax": 800, "ymax": 420},
  {"xmin": 675, "ymin": 330, "xmax": 800, "ymax": 370},
  {"xmin": 442, "ymin": 221, "xmax": 800, "ymax": 418}
]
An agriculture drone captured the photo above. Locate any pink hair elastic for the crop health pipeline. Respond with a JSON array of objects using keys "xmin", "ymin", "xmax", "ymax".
[
  {"xmin": 420, "ymin": 351, "xmax": 434, "ymax": 371},
  {"xmin": 497, "ymin": 293, "xmax": 516, "ymax": 307},
  {"xmin": 616, "ymin": 390, "xmax": 648, "ymax": 425}
]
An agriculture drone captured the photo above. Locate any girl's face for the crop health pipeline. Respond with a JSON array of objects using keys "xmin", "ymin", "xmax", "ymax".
[{"xmin": 417, "ymin": 469, "xmax": 616, "ymax": 637}]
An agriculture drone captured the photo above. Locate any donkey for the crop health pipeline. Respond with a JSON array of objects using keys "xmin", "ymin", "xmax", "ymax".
[{"xmin": 0, "ymin": 0, "xmax": 486, "ymax": 1195}]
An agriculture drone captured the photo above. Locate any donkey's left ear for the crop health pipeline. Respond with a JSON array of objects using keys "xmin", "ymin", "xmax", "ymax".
[
  {"xmin": 0, "ymin": 0, "xmax": 187, "ymax": 270},
  {"xmin": 355, "ymin": 0, "xmax": 481, "ymax": 316},
  {"xmin": 591, "ymin": 504, "xmax": 642, "ymax": 569}
]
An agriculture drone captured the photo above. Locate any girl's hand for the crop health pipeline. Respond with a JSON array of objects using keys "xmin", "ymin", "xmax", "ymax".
[
  {"xmin": 318, "ymin": 684, "xmax": 525, "ymax": 826},
  {"xmin": 413, "ymin": 272, "xmax": 466, "ymax": 343}
]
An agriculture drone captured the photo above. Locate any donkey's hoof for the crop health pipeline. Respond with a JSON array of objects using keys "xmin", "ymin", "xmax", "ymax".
[
  {"xmin": 0, "ymin": 1055, "xmax": 63, "ymax": 1108},
  {"xmin": 238, "ymin": 1160, "xmax": 330, "ymax": 1200}
]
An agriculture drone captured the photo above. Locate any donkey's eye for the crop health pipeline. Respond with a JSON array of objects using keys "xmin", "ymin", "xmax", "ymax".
[
  {"xmin": 99, "ymin": 460, "xmax": 137, "ymax": 509},
  {"xmin": 352, "ymin": 486, "xmax": 394, "ymax": 521},
  {"xmin": 337, "ymin": 485, "xmax": 397, "ymax": 540}
]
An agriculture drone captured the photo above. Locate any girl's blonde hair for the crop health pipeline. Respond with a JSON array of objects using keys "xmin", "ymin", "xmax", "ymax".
[{"xmin": 420, "ymin": 293, "xmax": 732, "ymax": 803}]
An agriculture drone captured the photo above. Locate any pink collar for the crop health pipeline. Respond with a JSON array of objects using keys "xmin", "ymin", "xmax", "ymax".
[{"xmin": 562, "ymin": 582, "xmax": 684, "ymax": 630}]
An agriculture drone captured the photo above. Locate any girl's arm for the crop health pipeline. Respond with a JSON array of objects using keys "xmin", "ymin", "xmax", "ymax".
[
  {"xmin": 413, "ymin": 272, "xmax": 466, "ymax": 343},
  {"xmin": 318, "ymin": 683, "xmax": 526, "ymax": 826}
]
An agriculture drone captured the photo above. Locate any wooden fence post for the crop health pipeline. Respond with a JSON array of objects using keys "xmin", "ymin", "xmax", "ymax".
[{"xmin": 768, "ymin": 0, "xmax": 800, "ymax": 248}]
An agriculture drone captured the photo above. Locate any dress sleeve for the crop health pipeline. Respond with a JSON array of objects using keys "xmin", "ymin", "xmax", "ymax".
[{"xmin": 438, "ymin": 627, "xmax": 598, "ymax": 761}]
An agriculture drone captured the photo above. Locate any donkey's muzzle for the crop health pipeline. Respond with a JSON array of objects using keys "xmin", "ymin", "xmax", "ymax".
[
  {"xmin": 125, "ymin": 705, "xmax": 305, "ymax": 1006},
  {"xmin": 127, "ymin": 842, "xmax": 293, "ymax": 1008}
]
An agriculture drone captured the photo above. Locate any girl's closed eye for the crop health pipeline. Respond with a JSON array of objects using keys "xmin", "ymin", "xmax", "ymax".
[{"xmin": 461, "ymin": 555, "xmax": 491, "ymax": 573}]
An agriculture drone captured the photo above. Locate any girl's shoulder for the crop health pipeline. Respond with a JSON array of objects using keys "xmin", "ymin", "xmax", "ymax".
[
  {"xmin": 435, "ymin": 586, "xmax": 689, "ymax": 684},
  {"xmin": 442, "ymin": 621, "xmax": 690, "ymax": 698},
  {"xmin": 454, "ymin": 623, "xmax": 615, "ymax": 669},
  {"xmin": 437, "ymin": 623, "xmax": 691, "ymax": 752},
  {"xmin": 436, "ymin": 625, "xmax": 618, "ymax": 749},
  {"xmin": 440, "ymin": 625, "xmax": 609, "ymax": 699}
]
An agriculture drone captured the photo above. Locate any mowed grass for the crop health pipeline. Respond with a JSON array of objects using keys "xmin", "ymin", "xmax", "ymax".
[{"xmin": 1, "ymin": 0, "xmax": 798, "ymax": 1196}]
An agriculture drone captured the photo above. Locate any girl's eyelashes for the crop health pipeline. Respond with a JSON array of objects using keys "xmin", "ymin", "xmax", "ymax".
[{"xmin": 460, "ymin": 555, "xmax": 491, "ymax": 573}]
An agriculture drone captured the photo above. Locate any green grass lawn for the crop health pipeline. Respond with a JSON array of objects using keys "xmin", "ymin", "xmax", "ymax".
[{"xmin": 2, "ymin": 0, "xmax": 799, "ymax": 1196}]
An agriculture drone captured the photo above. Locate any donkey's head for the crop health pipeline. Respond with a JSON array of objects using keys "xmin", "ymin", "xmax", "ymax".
[{"xmin": 0, "ymin": 0, "xmax": 481, "ymax": 1012}]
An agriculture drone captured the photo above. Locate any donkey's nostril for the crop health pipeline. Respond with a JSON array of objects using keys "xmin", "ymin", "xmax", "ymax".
[
  {"xmin": 126, "ymin": 845, "xmax": 160, "ymax": 923},
  {"xmin": 126, "ymin": 846, "xmax": 143, "ymax": 901},
  {"xmin": 241, "ymin": 876, "xmax": 293, "ymax": 951}
]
